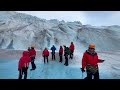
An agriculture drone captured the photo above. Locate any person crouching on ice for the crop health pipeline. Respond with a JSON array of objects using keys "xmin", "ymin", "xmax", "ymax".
[
  {"xmin": 81, "ymin": 44, "xmax": 105, "ymax": 79},
  {"xmin": 18, "ymin": 51, "xmax": 31, "ymax": 79},
  {"xmin": 42, "ymin": 47, "xmax": 49, "ymax": 64}
]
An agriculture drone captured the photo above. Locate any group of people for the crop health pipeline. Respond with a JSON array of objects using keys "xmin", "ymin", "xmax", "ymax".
[
  {"xmin": 18, "ymin": 42, "xmax": 105, "ymax": 79},
  {"xmin": 42, "ymin": 42, "xmax": 75, "ymax": 66},
  {"xmin": 18, "ymin": 45, "xmax": 36, "ymax": 79}
]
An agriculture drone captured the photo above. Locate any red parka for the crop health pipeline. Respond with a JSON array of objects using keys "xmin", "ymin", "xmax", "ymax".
[
  {"xmin": 69, "ymin": 43, "xmax": 75, "ymax": 51},
  {"xmin": 59, "ymin": 47, "xmax": 63, "ymax": 54},
  {"xmin": 29, "ymin": 49, "xmax": 36, "ymax": 57},
  {"xmin": 42, "ymin": 49, "xmax": 49, "ymax": 56},
  {"xmin": 18, "ymin": 51, "xmax": 31, "ymax": 70},
  {"xmin": 82, "ymin": 51, "xmax": 103, "ymax": 69}
]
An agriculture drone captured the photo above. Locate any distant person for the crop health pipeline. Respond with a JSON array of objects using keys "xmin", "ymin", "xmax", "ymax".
[
  {"xmin": 59, "ymin": 46, "xmax": 63, "ymax": 63},
  {"xmin": 69, "ymin": 42, "xmax": 75, "ymax": 59},
  {"xmin": 18, "ymin": 51, "xmax": 31, "ymax": 79},
  {"xmin": 81, "ymin": 44, "xmax": 105, "ymax": 79},
  {"xmin": 42, "ymin": 47, "xmax": 49, "ymax": 64},
  {"xmin": 63, "ymin": 45, "xmax": 70, "ymax": 66},
  {"xmin": 29, "ymin": 45, "xmax": 36, "ymax": 71},
  {"xmin": 50, "ymin": 45, "xmax": 56, "ymax": 60}
]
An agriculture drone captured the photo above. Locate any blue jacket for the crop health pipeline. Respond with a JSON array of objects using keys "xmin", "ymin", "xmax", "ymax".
[{"xmin": 51, "ymin": 46, "xmax": 56, "ymax": 52}]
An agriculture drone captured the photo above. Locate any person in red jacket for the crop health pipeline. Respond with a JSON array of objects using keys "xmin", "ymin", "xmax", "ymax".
[
  {"xmin": 18, "ymin": 51, "xmax": 31, "ymax": 79},
  {"xmin": 81, "ymin": 44, "xmax": 105, "ymax": 79},
  {"xmin": 42, "ymin": 47, "xmax": 49, "ymax": 64},
  {"xmin": 69, "ymin": 42, "xmax": 75, "ymax": 59},
  {"xmin": 59, "ymin": 46, "xmax": 63, "ymax": 63},
  {"xmin": 29, "ymin": 45, "xmax": 36, "ymax": 71}
]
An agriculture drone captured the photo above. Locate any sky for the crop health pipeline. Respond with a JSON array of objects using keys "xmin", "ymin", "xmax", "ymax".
[{"xmin": 17, "ymin": 11, "xmax": 120, "ymax": 26}]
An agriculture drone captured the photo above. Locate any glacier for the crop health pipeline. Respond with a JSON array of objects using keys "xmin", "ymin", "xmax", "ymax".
[{"xmin": 0, "ymin": 11, "xmax": 120, "ymax": 79}]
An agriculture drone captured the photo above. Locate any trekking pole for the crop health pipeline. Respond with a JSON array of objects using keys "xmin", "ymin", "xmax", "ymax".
[{"xmin": 82, "ymin": 71, "xmax": 83, "ymax": 79}]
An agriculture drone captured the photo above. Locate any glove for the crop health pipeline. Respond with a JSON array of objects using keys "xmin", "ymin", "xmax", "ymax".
[
  {"xmin": 101, "ymin": 60, "xmax": 105, "ymax": 62},
  {"xmin": 81, "ymin": 68, "xmax": 85, "ymax": 72}
]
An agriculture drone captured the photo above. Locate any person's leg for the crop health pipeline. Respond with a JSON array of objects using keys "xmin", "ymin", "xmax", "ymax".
[
  {"xmin": 66, "ymin": 56, "xmax": 68, "ymax": 66},
  {"xmin": 54, "ymin": 54, "xmax": 55, "ymax": 60},
  {"xmin": 85, "ymin": 71, "xmax": 92, "ymax": 79},
  {"xmin": 52, "ymin": 53, "xmax": 53, "ymax": 60},
  {"xmin": 23, "ymin": 67, "xmax": 27, "ymax": 79},
  {"xmin": 64, "ymin": 56, "xmax": 67, "ymax": 65},
  {"xmin": 44, "ymin": 56, "xmax": 45, "ymax": 64},
  {"xmin": 47, "ymin": 56, "xmax": 48, "ymax": 63},
  {"xmin": 60, "ymin": 55, "xmax": 62, "ymax": 62},
  {"xmin": 18, "ymin": 69, "xmax": 22, "ymax": 79},
  {"xmin": 94, "ymin": 70, "xmax": 99, "ymax": 79},
  {"xmin": 31, "ymin": 57, "xmax": 34, "ymax": 70}
]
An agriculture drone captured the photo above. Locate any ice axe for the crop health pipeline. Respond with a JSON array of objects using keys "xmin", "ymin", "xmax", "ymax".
[{"xmin": 80, "ymin": 68, "xmax": 85, "ymax": 79}]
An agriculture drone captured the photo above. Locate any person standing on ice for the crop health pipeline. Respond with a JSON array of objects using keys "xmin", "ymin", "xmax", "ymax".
[
  {"xmin": 50, "ymin": 45, "xmax": 56, "ymax": 60},
  {"xmin": 69, "ymin": 42, "xmax": 75, "ymax": 59},
  {"xmin": 63, "ymin": 45, "xmax": 70, "ymax": 66},
  {"xmin": 29, "ymin": 45, "xmax": 36, "ymax": 71},
  {"xmin": 18, "ymin": 51, "xmax": 31, "ymax": 79},
  {"xmin": 81, "ymin": 44, "xmax": 105, "ymax": 79},
  {"xmin": 42, "ymin": 47, "xmax": 49, "ymax": 64},
  {"xmin": 59, "ymin": 46, "xmax": 63, "ymax": 63}
]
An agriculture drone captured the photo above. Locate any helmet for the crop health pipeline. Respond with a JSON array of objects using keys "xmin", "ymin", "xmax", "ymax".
[
  {"xmin": 31, "ymin": 45, "xmax": 35, "ymax": 48},
  {"xmin": 89, "ymin": 44, "xmax": 95, "ymax": 49}
]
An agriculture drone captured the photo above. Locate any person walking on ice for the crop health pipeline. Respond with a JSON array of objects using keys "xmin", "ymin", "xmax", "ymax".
[
  {"xmin": 59, "ymin": 46, "xmax": 63, "ymax": 63},
  {"xmin": 42, "ymin": 47, "xmax": 49, "ymax": 64},
  {"xmin": 50, "ymin": 45, "xmax": 56, "ymax": 60},
  {"xmin": 81, "ymin": 44, "xmax": 105, "ymax": 79},
  {"xmin": 69, "ymin": 42, "xmax": 75, "ymax": 59}
]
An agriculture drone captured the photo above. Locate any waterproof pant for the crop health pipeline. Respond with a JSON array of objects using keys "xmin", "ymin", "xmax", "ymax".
[
  {"xmin": 30, "ymin": 57, "xmax": 36, "ymax": 70},
  {"xmin": 84, "ymin": 70, "xmax": 99, "ymax": 79},
  {"xmin": 18, "ymin": 67, "xmax": 28, "ymax": 79},
  {"xmin": 52, "ymin": 54, "xmax": 55, "ymax": 60},
  {"xmin": 64, "ymin": 56, "xmax": 68, "ymax": 66},
  {"xmin": 69, "ymin": 50, "xmax": 74, "ymax": 59},
  {"xmin": 44, "ymin": 56, "xmax": 48, "ymax": 63},
  {"xmin": 59, "ymin": 54, "xmax": 63, "ymax": 62}
]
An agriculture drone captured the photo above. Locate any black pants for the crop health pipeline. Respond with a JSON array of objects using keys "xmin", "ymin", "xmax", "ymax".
[
  {"xmin": 30, "ymin": 57, "xmax": 36, "ymax": 70},
  {"xmin": 59, "ymin": 54, "xmax": 63, "ymax": 62},
  {"xmin": 18, "ymin": 67, "xmax": 28, "ymax": 79},
  {"xmin": 44, "ymin": 56, "xmax": 48, "ymax": 63},
  {"xmin": 64, "ymin": 56, "xmax": 68, "ymax": 66},
  {"xmin": 84, "ymin": 70, "xmax": 99, "ymax": 79},
  {"xmin": 70, "ymin": 50, "xmax": 74, "ymax": 59},
  {"xmin": 52, "ymin": 54, "xmax": 55, "ymax": 60}
]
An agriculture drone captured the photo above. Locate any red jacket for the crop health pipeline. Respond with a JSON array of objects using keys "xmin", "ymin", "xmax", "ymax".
[
  {"xmin": 69, "ymin": 43, "xmax": 74, "ymax": 51},
  {"xmin": 59, "ymin": 47, "xmax": 63, "ymax": 54},
  {"xmin": 18, "ymin": 51, "xmax": 31, "ymax": 70},
  {"xmin": 82, "ymin": 51, "xmax": 102, "ymax": 69},
  {"xmin": 29, "ymin": 49, "xmax": 36, "ymax": 57},
  {"xmin": 42, "ymin": 49, "xmax": 49, "ymax": 56}
]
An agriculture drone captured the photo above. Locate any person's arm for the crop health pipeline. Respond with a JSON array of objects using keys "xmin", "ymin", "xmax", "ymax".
[
  {"xmin": 96, "ymin": 54, "xmax": 105, "ymax": 63},
  {"xmin": 18, "ymin": 58, "xmax": 22, "ymax": 71},
  {"xmin": 82, "ymin": 53, "xmax": 87, "ymax": 69},
  {"xmin": 48, "ymin": 50, "xmax": 49, "ymax": 56}
]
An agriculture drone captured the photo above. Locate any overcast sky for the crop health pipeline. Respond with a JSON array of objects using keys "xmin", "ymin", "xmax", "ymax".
[{"xmin": 16, "ymin": 11, "xmax": 120, "ymax": 26}]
